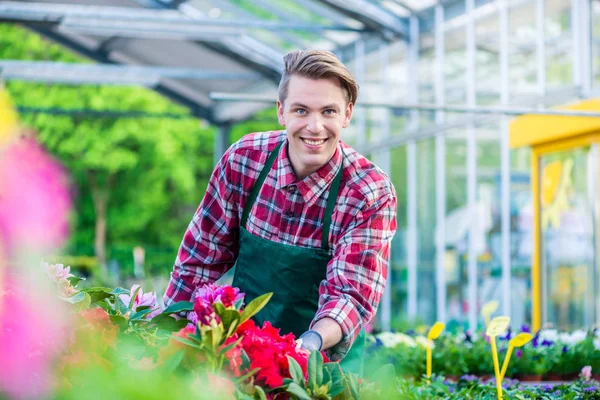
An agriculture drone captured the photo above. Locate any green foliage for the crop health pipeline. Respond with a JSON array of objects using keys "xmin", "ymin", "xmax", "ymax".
[{"xmin": 1, "ymin": 23, "xmax": 217, "ymax": 273}]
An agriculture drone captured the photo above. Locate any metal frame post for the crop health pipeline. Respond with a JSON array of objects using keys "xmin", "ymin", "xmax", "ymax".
[
  {"xmin": 434, "ymin": 3, "xmax": 447, "ymax": 324},
  {"xmin": 407, "ymin": 15, "xmax": 419, "ymax": 320},
  {"xmin": 379, "ymin": 42, "xmax": 393, "ymax": 331},
  {"xmin": 499, "ymin": 0, "xmax": 512, "ymax": 318},
  {"xmin": 466, "ymin": 0, "xmax": 478, "ymax": 332}
]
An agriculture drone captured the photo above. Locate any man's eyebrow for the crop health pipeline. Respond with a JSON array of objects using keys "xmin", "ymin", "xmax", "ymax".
[
  {"xmin": 289, "ymin": 102, "xmax": 309, "ymax": 109},
  {"xmin": 321, "ymin": 104, "xmax": 340, "ymax": 111}
]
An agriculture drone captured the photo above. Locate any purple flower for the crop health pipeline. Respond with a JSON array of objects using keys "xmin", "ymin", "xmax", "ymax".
[
  {"xmin": 552, "ymin": 390, "xmax": 561, "ymax": 396},
  {"xmin": 499, "ymin": 328, "xmax": 512, "ymax": 341},
  {"xmin": 584, "ymin": 386, "xmax": 597, "ymax": 393},
  {"xmin": 541, "ymin": 384, "xmax": 554, "ymax": 392},
  {"xmin": 562, "ymin": 345, "xmax": 568, "ymax": 353},
  {"xmin": 541, "ymin": 339, "xmax": 554, "ymax": 347},
  {"xmin": 516, "ymin": 349, "xmax": 523, "ymax": 358},
  {"xmin": 460, "ymin": 374, "xmax": 478, "ymax": 382},
  {"xmin": 520, "ymin": 324, "xmax": 531, "ymax": 333}
]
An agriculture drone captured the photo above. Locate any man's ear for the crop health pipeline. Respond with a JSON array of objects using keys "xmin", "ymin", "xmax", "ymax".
[
  {"xmin": 277, "ymin": 100, "xmax": 285, "ymax": 126},
  {"xmin": 342, "ymin": 102, "xmax": 354, "ymax": 128}
]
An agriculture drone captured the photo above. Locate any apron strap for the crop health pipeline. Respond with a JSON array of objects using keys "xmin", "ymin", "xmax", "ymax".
[
  {"xmin": 321, "ymin": 159, "xmax": 343, "ymax": 251},
  {"xmin": 241, "ymin": 139, "xmax": 344, "ymax": 252},
  {"xmin": 241, "ymin": 141, "xmax": 283, "ymax": 229}
]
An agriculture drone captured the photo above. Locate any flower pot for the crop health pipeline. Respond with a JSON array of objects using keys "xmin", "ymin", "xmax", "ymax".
[
  {"xmin": 561, "ymin": 372, "xmax": 578, "ymax": 381},
  {"xmin": 544, "ymin": 373, "xmax": 562, "ymax": 381},
  {"xmin": 517, "ymin": 374, "xmax": 542, "ymax": 382}
]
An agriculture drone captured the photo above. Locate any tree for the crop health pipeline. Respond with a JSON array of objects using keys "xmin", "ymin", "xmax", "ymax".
[{"xmin": 1, "ymin": 24, "xmax": 215, "ymax": 273}]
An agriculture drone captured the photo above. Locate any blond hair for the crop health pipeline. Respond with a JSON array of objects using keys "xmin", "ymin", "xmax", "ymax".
[{"xmin": 278, "ymin": 49, "xmax": 359, "ymax": 105}]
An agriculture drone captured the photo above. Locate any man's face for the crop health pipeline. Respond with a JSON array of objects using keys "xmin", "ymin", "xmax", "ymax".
[{"xmin": 277, "ymin": 75, "xmax": 353, "ymax": 180}]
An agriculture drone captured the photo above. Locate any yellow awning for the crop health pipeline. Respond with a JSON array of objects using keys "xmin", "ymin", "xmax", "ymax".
[{"xmin": 509, "ymin": 98, "xmax": 600, "ymax": 148}]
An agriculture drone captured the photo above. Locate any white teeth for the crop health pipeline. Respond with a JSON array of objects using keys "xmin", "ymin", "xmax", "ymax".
[{"xmin": 303, "ymin": 138, "xmax": 326, "ymax": 146}]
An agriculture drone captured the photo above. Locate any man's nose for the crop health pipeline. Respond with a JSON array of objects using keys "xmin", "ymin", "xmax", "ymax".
[{"xmin": 306, "ymin": 114, "xmax": 324, "ymax": 133}]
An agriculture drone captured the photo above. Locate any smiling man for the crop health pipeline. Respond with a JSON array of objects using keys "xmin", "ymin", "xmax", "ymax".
[{"xmin": 164, "ymin": 49, "xmax": 397, "ymax": 375}]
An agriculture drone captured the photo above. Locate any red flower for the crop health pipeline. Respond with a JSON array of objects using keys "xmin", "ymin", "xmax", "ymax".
[
  {"xmin": 193, "ymin": 297, "xmax": 220, "ymax": 326},
  {"xmin": 224, "ymin": 320, "xmax": 309, "ymax": 389},
  {"xmin": 219, "ymin": 286, "xmax": 237, "ymax": 308}
]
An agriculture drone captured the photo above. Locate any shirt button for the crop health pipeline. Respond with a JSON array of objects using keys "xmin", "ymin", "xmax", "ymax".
[{"xmin": 286, "ymin": 185, "xmax": 296, "ymax": 193}]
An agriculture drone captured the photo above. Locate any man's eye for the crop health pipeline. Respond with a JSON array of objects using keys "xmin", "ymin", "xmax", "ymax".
[
  {"xmin": 295, "ymin": 109, "xmax": 307, "ymax": 115},
  {"xmin": 324, "ymin": 109, "xmax": 335, "ymax": 115}
]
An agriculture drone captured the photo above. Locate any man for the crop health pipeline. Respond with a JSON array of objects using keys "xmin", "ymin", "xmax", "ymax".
[{"xmin": 164, "ymin": 49, "xmax": 397, "ymax": 375}]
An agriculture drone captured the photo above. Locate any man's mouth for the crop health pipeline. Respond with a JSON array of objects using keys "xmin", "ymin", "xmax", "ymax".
[{"xmin": 301, "ymin": 138, "xmax": 327, "ymax": 146}]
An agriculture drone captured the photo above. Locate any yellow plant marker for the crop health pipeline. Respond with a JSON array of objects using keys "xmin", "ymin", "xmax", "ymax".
[
  {"xmin": 481, "ymin": 300, "xmax": 499, "ymax": 327},
  {"xmin": 500, "ymin": 333, "xmax": 533, "ymax": 380},
  {"xmin": 0, "ymin": 88, "xmax": 18, "ymax": 148},
  {"xmin": 486, "ymin": 316, "xmax": 510, "ymax": 400},
  {"xmin": 426, "ymin": 322, "xmax": 445, "ymax": 378}
]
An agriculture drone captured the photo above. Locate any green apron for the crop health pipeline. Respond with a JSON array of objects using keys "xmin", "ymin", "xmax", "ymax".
[{"xmin": 231, "ymin": 141, "xmax": 365, "ymax": 376}]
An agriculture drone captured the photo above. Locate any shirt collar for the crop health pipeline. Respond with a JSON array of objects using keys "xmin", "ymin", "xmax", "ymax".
[{"xmin": 276, "ymin": 137, "xmax": 343, "ymax": 207}]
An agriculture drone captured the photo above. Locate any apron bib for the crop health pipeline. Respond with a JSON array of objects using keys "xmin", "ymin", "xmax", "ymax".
[{"xmin": 231, "ymin": 141, "xmax": 365, "ymax": 375}]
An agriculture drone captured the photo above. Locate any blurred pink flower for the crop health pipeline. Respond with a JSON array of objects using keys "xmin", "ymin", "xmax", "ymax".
[
  {"xmin": 0, "ymin": 274, "xmax": 68, "ymax": 399},
  {"xmin": 0, "ymin": 138, "xmax": 71, "ymax": 257},
  {"xmin": 582, "ymin": 365, "xmax": 592, "ymax": 380},
  {"xmin": 43, "ymin": 261, "xmax": 74, "ymax": 284},
  {"xmin": 119, "ymin": 284, "xmax": 160, "ymax": 319}
]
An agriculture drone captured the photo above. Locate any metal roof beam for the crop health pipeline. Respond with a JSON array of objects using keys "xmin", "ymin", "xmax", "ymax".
[
  {"xmin": 22, "ymin": 25, "xmax": 215, "ymax": 122},
  {"xmin": 0, "ymin": 60, "xmax": 263, "ymax": 86},
  {"xmin": 0, "ymin": 1, "xmax": 366, "ymax": 32},
  {"xmin": 318, "ymin": 0, "xmax": 408, "ymax": 38}
]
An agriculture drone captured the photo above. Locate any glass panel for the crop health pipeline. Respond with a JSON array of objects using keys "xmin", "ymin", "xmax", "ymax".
[
  {"xmin": 593, "ymin": 0, "xmax": 600, "ymax": 87},
  {"xmin": 417, "ymin": 139, "xmax": 437, "ymax": 323},
  {"xmin": 445, "ymin": 28, "xmax": 466, "ymax": 106},
  {"xmin": 390, "ymin": 146, "xmax": 408, "ymax": 329},
  {"xmin": 475, "ymin": 11, "xmax": 500, "ymax": 106},
  {"xmin": 545, "ymin": 0, "xmax": 573, "ymax": 90},
  {"xmin": 508, "ymin": 0, "xmax": 537, "ymax": 105},
  {"xmin": 445, "ymin": 127, "xmax": 467, "ymax": 327},
  {"xmin": 539, "ymin": 145, "xmax": 598, "ymax": 330}
]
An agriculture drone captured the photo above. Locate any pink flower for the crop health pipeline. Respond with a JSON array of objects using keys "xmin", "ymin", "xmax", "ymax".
[
  {"xmin": 582, "ymin": 366, "xmax": 592, "ymax": 380},
  {"xmin": 0, "ymin": 274, "xmax": 69, "ymax": 399},
  {"xmin": 195, "ymin": 284, "xmax": 244, "ymax": 309},
  {"xmin": 43, "ymin": 262, "xmax": 74, "ymax": 283},
  {"xmin": 119, "ymin": 285, "xmax": 160, "ymax": 319},
  {"xmin": 191, "ymin": 297, "xmax": 220, "ymax": 327},
  {"xmin": 0, "ymin": 138, "xmax": 72, "ymax": 258}
]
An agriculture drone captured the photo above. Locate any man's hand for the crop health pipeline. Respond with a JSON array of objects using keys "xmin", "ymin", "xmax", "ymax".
[{"xmin": 297, "ymin": 330, "xmax": 323, "ymax": 352}]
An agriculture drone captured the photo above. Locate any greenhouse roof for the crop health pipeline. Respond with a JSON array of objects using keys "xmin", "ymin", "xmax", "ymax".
[{"xmin": 0, "ymin": 0, "xmax": 454, "ymax": 124}]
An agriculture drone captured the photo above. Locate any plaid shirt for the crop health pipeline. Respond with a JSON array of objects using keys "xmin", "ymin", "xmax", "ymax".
[{"xmin": 164, "ymin": 130, "xmax": 397, "ymax": 359}]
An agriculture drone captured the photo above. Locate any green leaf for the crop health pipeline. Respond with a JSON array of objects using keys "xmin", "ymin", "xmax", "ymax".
[
  {"xmin": 324, "ymin": 363, "xmax": 345, "ymax": 397},
  {"xmin": 75, "ymin": 292, "xmax": 92, "ymax": 311},
  {"xmin": 129, "ymin": 308, "xmax": 154, "ymax": 321},
  {"xmin": 109, "ymin": 315, "xmax": 128, "ymax": 330},
  {"xmin": 286, "ymin": 382, "xmax": 312, "ymax": 400},
  {"xmin": 254, "ymin": 386, "xmax": 267, "ymax": 400},
  {"xmin": 162, "ymin": 301, "xmax": 194, "ymax": 315},
  {"xmin": 60, "ymin": 291, "xmax": 87, "ymax": 304},
  {"xmin": 109, "ymin": 287, "xmax": 130, "ymax": 296},
  {"xmin": 235, "ymin": 368, "xmax": 260, "ymax": 384},
  {"xmin": 128, "ymin": 286, "xmax": 142, "ymax": 309},
  {"xmin": 67, "ymin": 276, "xmax": 85, "ymax": 287},
  {"xmin": 219, "ymin": 309, "xmax": 241, "ymax": 335},
  {"xmin": 152, "ymin": 315, "xmax": 189, "ymax": 332},
  {"xmin": 81, "ymin": 287, "xmax": 113, "ymax": 304},
  {"xmin": 171, "ymin": 335, "xmax": 202, "ymax": 349},
  {"xmin": 220, "ymin": 336, "xmax": 243, "ymax": 355},
  {"xmin": 287, "ymin": 356, "xmax": 306, "ymax": 385},
  {"xmin": 233, "ymin": 389, "xmax": 255, "ymax": 400},
  {"xmin": 307, "ymin": 350, "xmax": 323, "ymax": 390},
  {"xmin": 159, "ymin": 349, "xmax": 184, "ymax": 373},
  {"xmin": 239, "ymin": 292, "xmax": 273, "ymax": 323}
]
